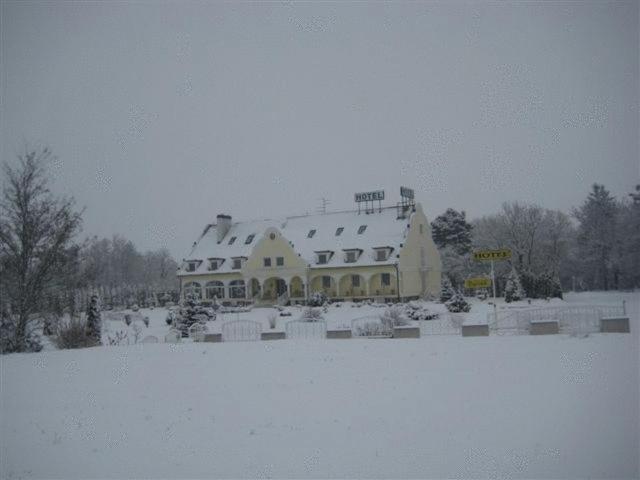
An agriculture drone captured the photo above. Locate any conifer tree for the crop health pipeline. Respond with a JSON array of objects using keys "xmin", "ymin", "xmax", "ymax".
[
  {"xmin": 504, "ymin": 269, "xmax": 525, "ymax": 303},
  {"xmin": 440, "ymin": 276, "xmax": 456, "ymax": 303},
  {"xmin": 85, "ymin": 294, "xmax": 101, "ymax": 344}
]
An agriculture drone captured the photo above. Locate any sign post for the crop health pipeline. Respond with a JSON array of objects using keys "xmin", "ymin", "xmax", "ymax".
[{"xmin": 472, "ymin": 248, "xmax": 512, "ymax": 301}]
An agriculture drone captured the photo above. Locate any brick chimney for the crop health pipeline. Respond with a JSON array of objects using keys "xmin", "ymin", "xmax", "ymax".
[{"xmin": 216, "ymin": 214, "xmax": 232, "ymax": 243}]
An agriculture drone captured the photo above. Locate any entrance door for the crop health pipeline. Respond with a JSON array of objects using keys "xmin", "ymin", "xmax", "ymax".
[{"xmin": 276, "ymin": 278, "xmax": 287, "ymax": 296}]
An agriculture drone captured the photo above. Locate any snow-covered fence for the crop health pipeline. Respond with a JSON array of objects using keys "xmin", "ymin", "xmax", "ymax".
[
  {"xmin": 221, "ymin": 320, "xmax": 262, "ymax": 342},
  {"xmin": 285, "ymin": 320, "xmax": 327, "ymax": 340},
  {"xmin": 351, "ymin": 315, "xmax": 393, "ymax": 338},
  {"xmin": 488, "ymin": 305, "xmax": 626, "ymax": 336},
  {"xmin": 420, "ymin": 313, "xmax": 463, "ymax": 336}
]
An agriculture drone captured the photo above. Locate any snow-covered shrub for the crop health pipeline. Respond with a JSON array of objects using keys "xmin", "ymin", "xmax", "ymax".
[
  {"xmin": 165, "ymin": 310, "xmax": 176, "ymax": 326},
  {"xmin": 124, "ymin": 314, "xmax": 132, "ymax": 326},
  {"xmin": 268, "ymin": 312, "xmax": 277, "ymax": 329},
  {"xmin": 54, "ymin": 316, "xmax": 99, "ymax": 349},
  {"xmin": 301, "ymin": 307, "xmax": 323, "ymax": 322},
  {"xmin": 131, "ymin": 304, "xmax": 139, "ymax": 312},
  {"xmin": 379, "ymin": 306, "xmax": 409, "ymax": 329},
  {"xmin": 308, "ymin": 291, "xmax": 327, "ymax": 307},
  {"xmin": 404, "ymin": 302, "xmax": 439, "ymax": 321},
  {"xmin": 440, "ymin": 277, "xmax": 455, "ymax": 303},
  {"xmin": 504, "ymin": 269, "xmax": 525, "ymax": 303},
  {"xmin": 354, "ymin": 321, "xmax": 392, "ymax": 337},
  {"xmin": 445, "ymin": 293, "xmax": 471, "ymax": 313},
  {"xmin": 143, "ymin": 316, "xmax": 150, "ymax": 327}
]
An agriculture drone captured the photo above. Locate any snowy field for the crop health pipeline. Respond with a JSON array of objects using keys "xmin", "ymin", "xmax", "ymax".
[{"xmin": 1, "ymin": 291, "xmax": 638, "ymax": 479}]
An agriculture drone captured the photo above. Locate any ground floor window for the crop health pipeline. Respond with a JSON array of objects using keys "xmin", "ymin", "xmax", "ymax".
[
  {"xmin": 183, "ymin": 281, "xmax": 202, "ymax": 299},
  {"xmin": 381, "ymin": 273, "xmax": 391, "ymax": 286},
  {"xmin": 229, "ymin": 280, "xmax": 246, "ymax": 298},
  {"xmin": 205, "ymin": 281, "xmax": 225, "ymax": 299},
  {"xmin": 352, "ymin": 275, "xmax": 360, "ymax": 287},
  {"xmin": 322, "ymin": 276, "xmax": 331, "ymax": 288}
]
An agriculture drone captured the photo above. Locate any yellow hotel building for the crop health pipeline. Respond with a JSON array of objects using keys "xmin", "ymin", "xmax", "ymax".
[{"xmin": 177, "ymin": 189, "xmax": 441, "ymax": 305}]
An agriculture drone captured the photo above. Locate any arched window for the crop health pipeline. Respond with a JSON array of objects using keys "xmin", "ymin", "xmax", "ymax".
[
  {"xmin": 229, "ymin": 279, "xmax": 246, "ymax": 299},
  {"xmin": 183, "ymin": 281, "xmax": 202, "ymax": 300},
  {"xmin": 205, "ymin": 281, "xmax": 225, "ymax": 300}
]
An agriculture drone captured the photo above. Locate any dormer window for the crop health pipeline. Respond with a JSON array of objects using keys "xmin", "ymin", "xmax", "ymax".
[
  {"xmin": 315, "ymin": 251, "xmax": 333, "ymax": 265},
  {"xmin": 245, "ymin": 234, "xmax": 255, "ymax": 244},
  {"xmin": 228, "ymin": 236, "xmax": 237, "ymax": 245},
  {"xmin": 231, "ymin": 257, "xmax": 245, "ymax": 270},
  {"xmin": 357, "ymin": 225, "xmax": 367, "ymax": 234},
  {"xmin": 374, "ymin": 247, "xmax": 393, "ymax": 261},
  {"xmin": 208, "ymin": 258, "xmax": 225, "ymax": 271},
  {"xmin": 335, "ymin": 227, "xmax": 344, "ymax": 236},
  {"xmin": 185, "ymin": 260, "xmax": 201, "ymax": 272},
  {"xmin": 307, "ymin": 229, "xmax": 316, "ymax": 238},
  {"xmin": 344, "ymin": 249, "xmax": 362, "ymax": 263}
]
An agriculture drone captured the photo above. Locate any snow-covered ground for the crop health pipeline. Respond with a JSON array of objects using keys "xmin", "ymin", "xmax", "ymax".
[{"xmin": 1, "ymin": 291, "xmax": 638, "ymax": 479}]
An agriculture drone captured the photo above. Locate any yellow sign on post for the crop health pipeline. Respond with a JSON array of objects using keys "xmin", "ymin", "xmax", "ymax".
[
  {"xmin": 464, "ymin": 277, "xmax": 492, "ymax": 289},
  {"xmin": 472, "ymin": 249, "xmax": 512, "ymax": 261}
]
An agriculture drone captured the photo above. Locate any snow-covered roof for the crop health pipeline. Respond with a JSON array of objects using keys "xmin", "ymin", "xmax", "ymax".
[{"xmin": 179, "ymin": 206, "xmax": 414, "ymax": 275}]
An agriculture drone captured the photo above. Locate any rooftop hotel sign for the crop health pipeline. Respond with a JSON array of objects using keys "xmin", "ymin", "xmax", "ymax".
[{"xmin": 354, "ymin": 190, "xmax": 385, "ymax": 202}]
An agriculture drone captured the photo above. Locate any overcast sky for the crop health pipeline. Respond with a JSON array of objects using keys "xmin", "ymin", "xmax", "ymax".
[{"xmin": 2, "ymin": 1, "xmax": 638, "ymax": 259}]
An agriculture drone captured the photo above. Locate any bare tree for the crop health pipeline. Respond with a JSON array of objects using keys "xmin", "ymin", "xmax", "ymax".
[{"xmin": 0, "ymin": 147, "xmax": 83, "ymax": 353}]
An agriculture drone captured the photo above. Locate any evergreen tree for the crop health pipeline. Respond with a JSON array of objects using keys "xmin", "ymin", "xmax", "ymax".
[
  {"xmin": 431, "ymin": 209, "xmax": 473, "ymax": 254},
  {"xmin": 573, "ymin": 184, "xmax": 618, "ymax": 290},
  {"xmin": 504, "ymin": 269, "xmax": 525, "ymax": 303},
  {"xmin": 445, "ymin": 292, "xmax": 471, "ymax": 313},
  {"xmin": 85, "ymin": 294, "xmax": 101, "ymax": 344},
  {"xmin": 440, "ymin": 276, "xmax": 456, "ymax": 303},
  {"xmin": 177, "ymin": 293, "xmax": 200, "ymax": 337}
]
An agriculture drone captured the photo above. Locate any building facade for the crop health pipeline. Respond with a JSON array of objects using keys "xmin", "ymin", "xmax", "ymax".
[{"xmin": 177, "ymin": 191, "xmax": 441, "ymax": 305}]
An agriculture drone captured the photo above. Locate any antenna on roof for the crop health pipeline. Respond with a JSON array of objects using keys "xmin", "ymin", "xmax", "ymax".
[{"xmin": 317, "ymin": 197, "xmax": 331, "ymax": 215}]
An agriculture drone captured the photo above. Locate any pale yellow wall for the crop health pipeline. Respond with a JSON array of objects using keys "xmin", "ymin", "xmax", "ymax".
[
  {"xmin": 398, "ymin": 203, "xmax": 442, "ymax": 298},
  {"xmin": 242, "ymin": 227, "xmax": 308, "ymax": 281},
  {"xmin": 309, "ymin": 265, "xmax": 396, "ymax": 297}
]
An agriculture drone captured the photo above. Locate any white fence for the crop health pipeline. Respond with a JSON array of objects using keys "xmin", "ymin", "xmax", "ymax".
[
  {"xmin": 351, "ymin": 315, "xmax": 393, "ymax": 338},
  {"xmin": 420, "ymin": 313, "xmax": 463, "ymax": 336},
  {"xmin": 285, "ymin": 320, "xmax": 327, "ymax": 340},
  {"xmin": 487, "ymin": 305, "xmax": 626, "ymax": 336},
  {"xmin": 221, "ymin": 320, "xmax": 262, "ymax": 342}
]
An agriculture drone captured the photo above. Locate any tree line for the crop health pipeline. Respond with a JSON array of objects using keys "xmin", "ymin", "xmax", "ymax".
[
  {"xmin": 0, "ymin": 147, "xmax": 179, "ymax": 353},
  {"xmin": 432, "ymin": 183, "xmax": 640, "ymax": 297}
]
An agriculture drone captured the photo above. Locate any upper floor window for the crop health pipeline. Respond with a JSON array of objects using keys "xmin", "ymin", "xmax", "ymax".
[
  {"xmin": 208, "ymin": 258, "xmax": 224, "ymax": 271},
  {"xmin": 245, "ymin": 234, "xmax": 255, "ymax": 244},
  {"xmin": 357, "ymin": 225, "xmax": 367, "ymax": 234},
  {"xmin": 344, "ymin": 249, "xmax": 361, "ymax": 263},
  {"xmin": 228, "ymin": 236, "xmax": 237, "ymax": 245},
  {"xmin": 232, "ymin": 257, "xmax": 243, "ymax": 270},
  {"xmin": 307, "ymin": 229, "xmax": 316, "ymax": 238},
  {"xmin": 185, "ymin": 261, "xmax": 200, "ymax": 272},
  {"xmin": 375, "ymin": 249, "xmax": 388, "ymax": 261},
  {"xmin": 317, "ymin": 253, "xmax": 328, "ymax": 264},
  {"xmin": 263, "ymin": 257, "xmax": 271, "ymax": 267},
  {"xmin": 335, "ymin": 227, "xmax": 344, "ymax": 236},
  {"xmin": 276, "ymin": 256, "xmax": 284, "ymax": 267}
]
